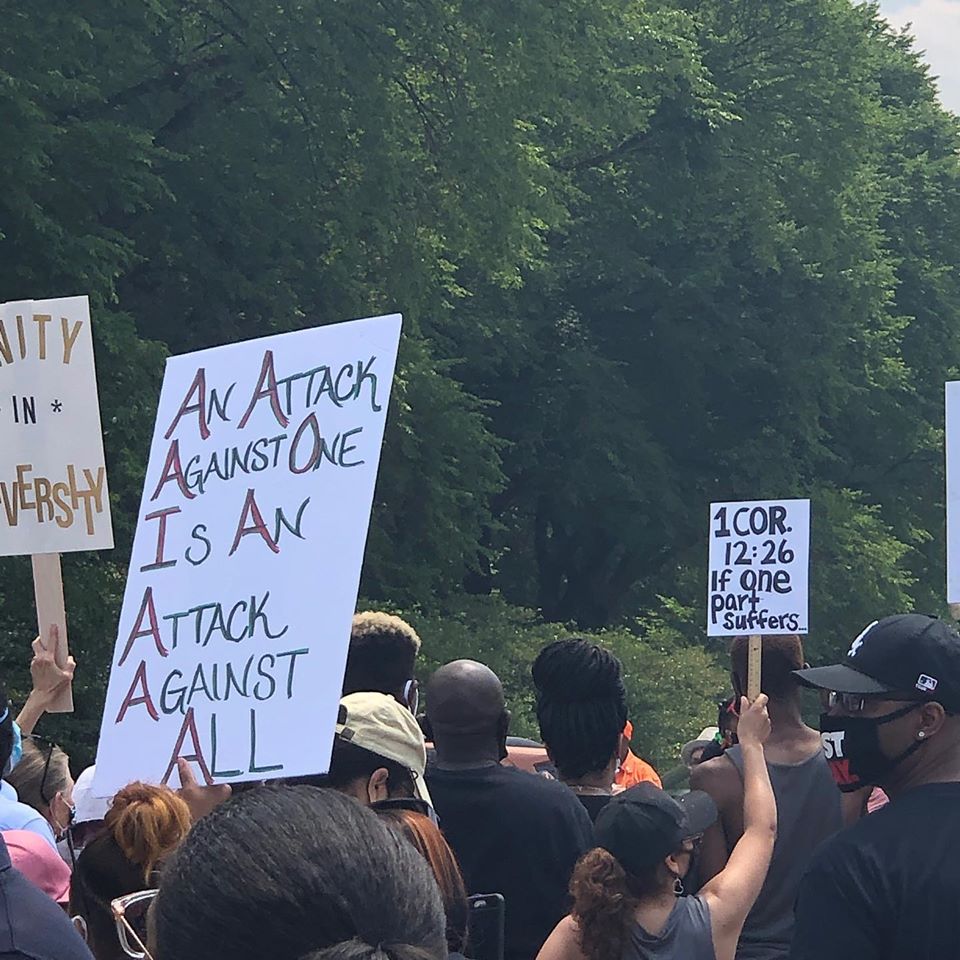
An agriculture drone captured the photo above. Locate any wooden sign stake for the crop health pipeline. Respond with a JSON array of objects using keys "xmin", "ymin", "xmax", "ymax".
[
  {"xmin": 31, "ymin": 553, "xmax": 73, "ymax": 713},
  {"xmin": 746, "ymin": 634, "xmax": 762, "ymax": 700}
]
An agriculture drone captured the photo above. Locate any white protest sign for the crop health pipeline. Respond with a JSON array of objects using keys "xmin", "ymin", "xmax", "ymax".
[
  {"xmin": 946, "ymin": 382, "xmax": 960, "ymax": 603},
  {"xmin": 0, "ymin": 296, "xmax": 113, "ymax": 556},
  {"xmin": 707, "ymin": 499, "xmax": 810, "ymax": 637},
  {"xmin": 93, "ymin": 314, "xmax": 401, "ymax": 798}
]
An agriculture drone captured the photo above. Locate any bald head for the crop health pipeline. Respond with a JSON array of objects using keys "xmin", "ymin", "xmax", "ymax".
[{"xmin": 428, "ymin": 660, "xmax": 504, "ymax": 730}]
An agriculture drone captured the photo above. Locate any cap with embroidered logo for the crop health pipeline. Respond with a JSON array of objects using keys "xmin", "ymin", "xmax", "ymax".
[{"xmin": 794, "ymin": 614, "xmax": 960, "ymax": 711}]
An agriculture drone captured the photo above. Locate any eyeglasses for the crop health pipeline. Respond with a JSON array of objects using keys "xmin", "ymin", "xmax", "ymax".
[{"xmin": 111, "ymin": 889, "xmax": 158, "ymax": 960}]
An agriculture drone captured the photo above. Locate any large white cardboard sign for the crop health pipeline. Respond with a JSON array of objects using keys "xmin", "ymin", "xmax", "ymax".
[
  {"xmin": 707, "ymin": 499, "xmax": 810, "ymax": 637},
  {"xmin": 0, "ymin": 296, "xmax": 113, "ymax": 556},
  {"xmin": 946, "ymin": 382, "xmax": 960, "ymax": 603},
  {"xmin": 93, "ymin": 314, "xmax": 402, "ymax": 797}
]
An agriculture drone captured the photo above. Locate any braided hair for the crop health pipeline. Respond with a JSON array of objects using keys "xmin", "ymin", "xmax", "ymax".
[{"xmin": 532, "ymin": 639, "xmax": 628, "ymax": 780}]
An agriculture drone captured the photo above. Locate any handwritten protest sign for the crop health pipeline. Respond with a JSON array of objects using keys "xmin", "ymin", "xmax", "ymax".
[
  {"xmin": 0, "ymin": 296, "xmax": 113, "ymax": 556},
  {"xmin": 93, "ymin": 314, "xmax": 402, "ymax": 798},
  {"xmin": 707, "ymin": 499, "xmax": 810, "ymax": 638},
  {"xmin": 946, "ymin": 383, "xmax": 960, "ymax": 603}
]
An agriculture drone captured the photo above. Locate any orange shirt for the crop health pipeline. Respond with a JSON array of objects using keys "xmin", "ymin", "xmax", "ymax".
[{"xmin": 615, "ymin": 721, "xmax": 662, "ymax": 789}]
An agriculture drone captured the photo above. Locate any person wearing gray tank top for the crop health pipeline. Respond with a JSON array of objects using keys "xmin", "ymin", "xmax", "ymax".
[
  {"xmin": 537, "ymin": 695, "xmax": 777, "ymax": 960},
  {"xmin": 691, "ymin": 634, "xmax": 843, "ymax": 960}
]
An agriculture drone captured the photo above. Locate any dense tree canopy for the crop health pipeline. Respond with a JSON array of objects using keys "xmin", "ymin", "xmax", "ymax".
[{"xmin": 1, "ymin": 0, "xmax": 958, "ymax": 762}]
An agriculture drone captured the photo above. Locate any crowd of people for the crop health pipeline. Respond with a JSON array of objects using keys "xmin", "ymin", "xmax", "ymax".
[{"xmin": 2, "ymin": 609, "xmax": 960, "ymax": 960}]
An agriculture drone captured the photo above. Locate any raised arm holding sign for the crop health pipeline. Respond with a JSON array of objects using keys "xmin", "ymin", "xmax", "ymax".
[{"xmin": 93, "ymin": 314, "xmax": 402, "ymax": 798}]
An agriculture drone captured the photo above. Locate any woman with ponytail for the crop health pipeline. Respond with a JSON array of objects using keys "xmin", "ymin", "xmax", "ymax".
[
  {"xmin": 69, "ymin": 783, "xmax": 191, "ymax": 960},
  {"xmin": 154, "ymin": 786, "xmax": 446, "ymax": 960},
  {"xmin": 537, "ymin": 695, "xmax": 776, "ymax": 960}
]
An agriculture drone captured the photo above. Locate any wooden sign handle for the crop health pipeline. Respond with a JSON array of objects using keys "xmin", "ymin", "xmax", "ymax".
[
  {"xmin": 31, "ymin": 553, "xmax": 73, "ymax": 713},
  {"xmin": 746, "ymin": 634, "xmax": 762, "ymax": 700}
]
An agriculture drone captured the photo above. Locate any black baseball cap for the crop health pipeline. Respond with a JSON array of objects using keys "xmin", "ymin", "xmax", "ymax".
[
  {"xmin": 594, "ymin": 783, "xmax": 717, "ymax": 875},
  {"xmin": 794, "ymin": 615, "xmax": 960, "ymax": 711}
]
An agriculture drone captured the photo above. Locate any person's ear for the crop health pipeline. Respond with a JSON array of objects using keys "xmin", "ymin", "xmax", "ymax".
[
  {"xmin": 367, "ymin": 768, "xmax": 390, "ymax": 804},
  {"xmin": 71, "ymin": 915, "xmax": 88, "ymax": 943},
  {"xmin": 918, "ymin": 702, "xmax": 947, "ymax": 740},
  {"xmin": 497, "ymin": 710, "xmax": 511, "ymax": 761},
  {"xmin": 618, "ymin": 733, "xmax": 630, "ymax": 764},
  {"xmin": 664, "ymin": 850, "xmax": 683, "ymax": 877},
  {"xmin": 50, "ymin": 791, "xmax": 71, "ymax": 836}
]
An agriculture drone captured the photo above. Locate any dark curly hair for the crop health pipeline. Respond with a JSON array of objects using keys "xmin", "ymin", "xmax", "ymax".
[
  {"xmin": 569, "ymin": 848, "xmax": 663, "ymax": 960},
  {"xmin": 532, "ymin": 638, "xmax": 627, "ymax": 780}
]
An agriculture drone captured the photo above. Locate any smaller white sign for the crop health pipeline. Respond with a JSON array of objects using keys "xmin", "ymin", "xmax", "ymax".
[
  {"xmin": 0, "ymin": 296, "xmax": 113, "ymax": 556},
  {"xmin": 707, "ymin": 499, "xmax": 810, "ymax": 637},
  {"xmin": 946, "ymin": 383, "xmax": 960, "ymax": 603}
]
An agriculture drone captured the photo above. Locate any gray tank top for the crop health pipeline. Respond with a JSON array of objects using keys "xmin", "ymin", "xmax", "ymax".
[
  {"xmin": 725, "ymin": 744, "xmax": 842, "ymax": 960},
  {"xmin": 623, "ymin": 895, "xmax": 715, "ymax": 960}
]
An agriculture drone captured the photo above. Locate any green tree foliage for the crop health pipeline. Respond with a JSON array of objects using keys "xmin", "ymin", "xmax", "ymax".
[
  {"xmin": 0, "ymin": 0, "xmax": 959, "ymax": 762},
  {"xmin": 394, "ymin": 593, "xmax": 728, "ymax": 770}
]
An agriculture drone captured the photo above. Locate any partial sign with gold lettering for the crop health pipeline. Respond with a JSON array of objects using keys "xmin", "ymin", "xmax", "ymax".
[{"xmin": 0, "ymin": 296, "xmax": 113, "ymax": 555}]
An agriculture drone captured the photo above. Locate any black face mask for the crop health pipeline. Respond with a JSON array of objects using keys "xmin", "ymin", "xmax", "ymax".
[{"xmin": 819, "ymin": 704, "xmax": 924, "ymax": 793}]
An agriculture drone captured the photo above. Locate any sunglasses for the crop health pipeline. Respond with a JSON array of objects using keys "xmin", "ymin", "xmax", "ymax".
[
  {"xmin": 819, "ymin": 690, "xmax": 927, "ymax": 714},
  {"xmin": 24, "ymin": 734, "xmax": 59, "ymax": 808},
  {"xmin": 111, "ymin": 889, "xmax": 158, "ymax": 960}
]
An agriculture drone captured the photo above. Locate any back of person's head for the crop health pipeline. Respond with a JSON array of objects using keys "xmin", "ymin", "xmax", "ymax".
[
  {"xmin": 570, "ymin": 784, "xmax": 716, "ymax": 960},
  {"xmin": 730, "ymin": 634, "xmax": 804, "ymax": 700},
  {"xmin": 424, "ymin": 660, "xmax": 509, "ymax": 763},
  {"xmin": 292, "ymin": 692, "xmax": 430, "ymax": 806},
  {"xmin": 343, "ymin": 612, "xmax": 422, "ymax": 705},
  {"xmin": 315, "ymin": 737, "xmax": 417, "ymax": 802},
  {"xmin": 7, "ymin": 737, "xmax": 73, "ymax": 830},
  {"xmin": 377, "ymin": 809, "xmax": 468, "ymax": 955},
  {"xmin": 70, "ymin": 782, "xmax": 191, "ymax": 960},
  {"xmin": 3, "ymin": 829, "xmax": 71, "ymax": 904},
  {"xmin": 569, "ymin": 848, "xmax": 666, "ymax": 960},
  {"xmin": 531, "ymin": 639, "xmax": 627, "ymax": 780},
  {"xmin": 155, "ymin": 786, "xmax": 446, "ymax": 960}
]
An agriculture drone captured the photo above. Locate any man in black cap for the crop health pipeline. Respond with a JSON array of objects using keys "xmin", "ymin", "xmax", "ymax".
[{"xmin": 790, "ymin": 614, "xmax": 960, "ymax": 960}]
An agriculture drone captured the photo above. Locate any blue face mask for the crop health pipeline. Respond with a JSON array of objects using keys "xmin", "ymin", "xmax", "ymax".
[{"xmin": 0, "ymin": 707, "xmax": 22, "ymax": 777}]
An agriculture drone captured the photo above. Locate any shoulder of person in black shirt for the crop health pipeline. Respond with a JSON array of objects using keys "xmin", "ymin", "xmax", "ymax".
[
  {"xmin": 428, "ymin": 762, "xmax": 594, "ymax": 829},
  {"xmin": 791, "ymin": 782, "xmax": 960, "ymax": 960},
  {"xmin": 427, "ymin": 763, "xmax": 593, "ymax": 960}
]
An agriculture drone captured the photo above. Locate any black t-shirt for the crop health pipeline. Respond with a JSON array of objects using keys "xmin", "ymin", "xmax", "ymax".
[
  {"xmin": 791, "ymin": 782, "xmax": 960, "ymax": 960},
  {"xmin": 576, "ymin": 792, "xmax": 612, "ymax": 822},
  {"xmin": 426, "ymin": 763, "xmax": 594, "ymax": 960}
]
